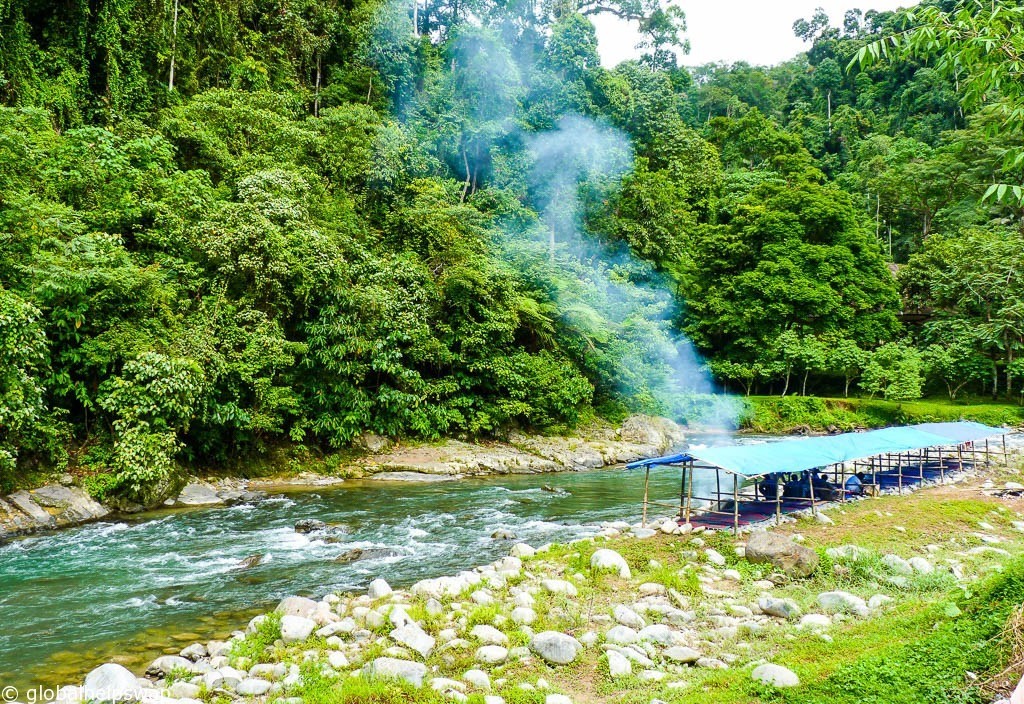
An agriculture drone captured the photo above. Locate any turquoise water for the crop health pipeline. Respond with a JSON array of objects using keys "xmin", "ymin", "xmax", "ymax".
[{"xmin": 0, "ymin": 435, "xmax": 760, "ymax": 687}]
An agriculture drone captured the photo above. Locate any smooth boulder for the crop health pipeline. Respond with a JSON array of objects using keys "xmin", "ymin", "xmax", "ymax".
[
  {"xmin": 83, "ymin": 664, "xmax": 140, "ymax": 702},
  {"xmin": 530, "ymin": 631, "xmax": 583, "ymax": 665},
  {"xmin": 363, "ymin": 657, "xmax": 428, "ymax": 687},
  {"xmin": 751, "ymin": 663, "xmax": 800, "ymax": 688},
  {"xmin": 758, "ymin": 597, "xmax": 801, "ymax": 620},
  {"xmin": 590, "ymin": 549, "xmax": 631, "ymax": 579},
  {"xmin": 745, "ymin": 531, "xmax": 819, "ymax": 578},
  {"xmin": 280, "ymin": 615, "xmax": 316, "ymax": 643}
]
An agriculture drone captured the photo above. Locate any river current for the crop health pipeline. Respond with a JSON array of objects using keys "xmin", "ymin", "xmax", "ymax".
[{"xmin": 0, "ymin": 433, "xmax": 767, "ymax": 687}]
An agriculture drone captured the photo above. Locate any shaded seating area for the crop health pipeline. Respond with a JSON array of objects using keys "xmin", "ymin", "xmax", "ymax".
[{"xmin": 626, "ymin": 422, "xmax": 1012, "ymax": 534}]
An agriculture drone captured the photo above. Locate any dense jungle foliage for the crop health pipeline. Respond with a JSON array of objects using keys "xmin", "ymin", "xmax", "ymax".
[{"xmin": 1, "ymin": 0, "xmax": 1023, "ymax": 499}]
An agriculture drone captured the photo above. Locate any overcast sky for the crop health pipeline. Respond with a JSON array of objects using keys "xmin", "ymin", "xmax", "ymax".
[{"xmin": 592, "ymin": 0, "xmax": 915, "ymax": 68}]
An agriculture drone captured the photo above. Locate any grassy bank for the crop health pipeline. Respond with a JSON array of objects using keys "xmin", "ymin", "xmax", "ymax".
[{"xmin": 739, "ymin": 396, "xmax": 1024, "ymax": 434}]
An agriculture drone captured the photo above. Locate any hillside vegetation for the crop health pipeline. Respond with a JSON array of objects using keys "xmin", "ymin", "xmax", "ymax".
[{"xmin": 1, "ymin": 0, "xmax": 1023, "ymax": 501}]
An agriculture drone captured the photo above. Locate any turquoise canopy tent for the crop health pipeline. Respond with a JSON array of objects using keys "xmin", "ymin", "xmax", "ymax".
[
  {"xmin": 626, "ymin": 422, "xmax": 1010, "ymax": 532},
  {"xmin": 627, "ymin": 421, "xmax": 1007, "ymax": 478}
]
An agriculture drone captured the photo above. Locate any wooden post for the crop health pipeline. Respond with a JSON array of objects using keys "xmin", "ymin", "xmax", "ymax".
[
  {"xmin": 918, "ymin": 450, "xmax": 924, "ymax": 483},
  {"xmin": 775, "ymin": 476, "xmax": 782, "ymax": 525},
  {"xmin": 732, "ymin": 473, "xmax": 740, "ymax": 535},
  {"xmin": 678, "ymin": 464, "xmax": 686, "ymax": 522},
  {"xmin": 808, "ymin": 471, "xmax": 817, "ymax": 518},
  {"xmin": 898, "ymin": 452, "xmax": 903, "ymax": 495},
  {"xmin": 1003, "ymin": 434, "xmax": 1009, "ymax": 464},
  {"xmin": 939, "ymin": 448, "xmax": 945, "ymax": 485},
  {"xmin": 986, "ymin": 439, "xmax": 991, "ymax": 466},
  {"xmin": 642, "ymin": 466, "xmax": 650, "ymax": 528},
  {"xmin": 957, "ymin": 444, "xmax": 964, "ymax": 475},
  {"xmin": 685, "ymin": 461, "xmax": 694, "ymax": 524}
]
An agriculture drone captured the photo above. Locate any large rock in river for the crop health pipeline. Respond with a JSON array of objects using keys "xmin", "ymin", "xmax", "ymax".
[{"xmin": 744, "ymin": 530, "xmax": 819, "ymax": 578}]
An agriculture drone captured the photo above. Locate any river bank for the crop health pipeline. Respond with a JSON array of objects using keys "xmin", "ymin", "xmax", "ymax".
[
  {"xmin": 34, "ymin": 449, "xmax": 1024, "ymax": 704},
  {"xmin": 0, "ymin": 415, "xmax": 689, "ymax": 544}
]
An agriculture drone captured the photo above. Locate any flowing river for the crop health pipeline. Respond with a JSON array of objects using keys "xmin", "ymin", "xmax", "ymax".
[{"xmin": 0, "ymin": 434, "xmax": 768, "ymax": 688}]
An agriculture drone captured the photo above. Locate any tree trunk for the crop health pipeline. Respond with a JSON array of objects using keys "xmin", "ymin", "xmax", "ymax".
[
  {"xmin": 461, "ymin": 147, "xmax": 471, "ymax": 202},
  {"xmin": 314, "ymin": 54, "xmax": 321, "ymax": 117},
  {"xmin": 826, "ymin": 89, "xmax": 832, "ymax": 135},
  {"xmin": 1007, "ymin": 346, "xmax": 1015, "ymax": 400},
  {"xmin": 844, "ymin": 375, "xmax": 851, "ymax": 398},
  {"xmin": 781, "ymin": 367, "xmax": 791, "ymax": 396},
  {"xmin": 992, "ymin": 361, "xmax": 1000, "ymax": 400},
  {"xmin": 168, "ymin": 0, "xmax": 179, "ymax": 91},
  {"xmin": 801, "ymin": 368, "xmax": 810, "ymax": 396}
]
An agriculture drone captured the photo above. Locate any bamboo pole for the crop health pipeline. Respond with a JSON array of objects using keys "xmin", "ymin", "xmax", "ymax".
[
  {"xmin": 678, "ymin": 464, "xmax": 686, "ymax": 522},
  {"xmin": 808, "ymin": 471, "xmax": 817, "ymax": 518},
  {"xmin": 685, "ymin": 462, "xmax": 694, "ymax": 524},
  {"xmin": 898, "ymin": 452, "xmax": 903, "ymax": 495},
  {"xmin": 642, "ymin": 466, "xmax": 650, "ymax": 528},
  {"xmin": 733, "ymin": 473, "xmax": 740, "ymax": 535},
  {"xmin": 776, "ymin": 475, "xmax": 782, "ymax": 526}
]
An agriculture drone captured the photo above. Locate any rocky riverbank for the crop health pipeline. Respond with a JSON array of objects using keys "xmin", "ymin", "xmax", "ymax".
[
  {"xmin": 0, "ymin": 415, "xmax": 687, "ymax": 544},
  {"xmin": 36, "ymin": 458, "xmax": 1024, "ymax": 704}
]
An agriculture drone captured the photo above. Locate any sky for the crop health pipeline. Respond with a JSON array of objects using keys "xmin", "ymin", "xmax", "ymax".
[{"xmin": 592, "ymin": 0, "xmax": 914, "ymax": 68}]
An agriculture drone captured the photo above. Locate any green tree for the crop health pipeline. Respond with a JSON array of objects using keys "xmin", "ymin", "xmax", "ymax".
[
  {"xmin": 922, "ymin": 341, "xmax": 989, "ymax": 400},
  {"xmin": 860, "ymin": 342, "xmax": 924, "ymax": 401},
  {"xmin": 824, "ymin": 336, "xmax": 866, "ymax": 398}
]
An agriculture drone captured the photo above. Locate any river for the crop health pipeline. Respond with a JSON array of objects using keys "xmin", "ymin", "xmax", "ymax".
[{"xmin": 0, "ymin": 433, "xmax": 767, "ymax": 688}]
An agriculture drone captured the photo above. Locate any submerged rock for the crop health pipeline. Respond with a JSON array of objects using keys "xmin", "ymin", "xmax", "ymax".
[
  {"xmin": 294, "ymin": 519, "xmax": 328, "ymax": 534},
  {"xmin": 236, "ymin": 554, "xmax": 265, "ymax": 570},
  {"xmin": 334, "ymin": 547, "xmax": 402, "ymax": 564}
]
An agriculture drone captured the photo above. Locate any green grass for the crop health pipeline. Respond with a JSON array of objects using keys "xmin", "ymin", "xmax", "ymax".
[
  {"xmin": 741, "ymin": 395, "xmax": 1024, "ymax": 434},
  {"xmin": 228, "ymin": 611, "xmax": 282, "ymax": 663}
]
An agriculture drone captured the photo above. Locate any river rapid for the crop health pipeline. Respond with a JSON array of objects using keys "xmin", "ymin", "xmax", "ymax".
[{"xmin": 0, "ymin": 433, "xmax": 770, "ymax": 688}]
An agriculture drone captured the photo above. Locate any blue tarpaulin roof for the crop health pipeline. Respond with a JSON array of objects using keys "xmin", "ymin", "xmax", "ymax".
[
  {"xmin": 911, "ymin": 421, "xmax": 1000, "ymax": 444},
  {"xmin": 626, "ymin": 421, "xmax": 1007, "ymax": 478}
]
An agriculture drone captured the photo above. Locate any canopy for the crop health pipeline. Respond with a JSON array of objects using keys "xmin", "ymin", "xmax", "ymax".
[
  {"xmin": 911, "ymin": 421, "xmax": 1000, "ymax": 444},
  {"xmin": 626, "ymin": 421, "xmax": 1006, "ymax": 478}
]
